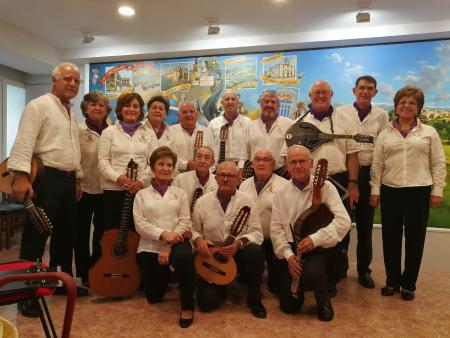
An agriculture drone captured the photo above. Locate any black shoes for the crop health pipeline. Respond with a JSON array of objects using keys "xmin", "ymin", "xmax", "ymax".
[
  {"xmin": 327, "ymin": 284, "xmax": 337, "ymax": 298},
  {"xmin": 179, "ymin": 310, "xmax": 194, "ymax": 328},
  {"xmin": 381, "ymin": 285, "xmax": 399, "ymax": 296},
  {"xmin": 358, "ymin": 273, "xmax": 375, "ymax": 289},
  {"xmin": 248, "ymin": 301, "xmax": 267, "ymax": 319},
  {"xmin": 18, "ymin": 299, "xmax": 40, "ymax": 318},
  {"xmin": 401, "ymin": 289, "xmax": 415, "ymax": 301},
  {"xmin": 53, "ymin": 285, "xmax": 89, "ymax": 297},
  {"xmin": 317, "ymin": 301, "xmax": 334, "ymax": 322}
]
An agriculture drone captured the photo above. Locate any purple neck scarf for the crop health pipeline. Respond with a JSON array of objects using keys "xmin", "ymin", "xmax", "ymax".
[
  {"xmin": 217, "ymin": 191, "xmax": 233, "ymax": 212},
  {"xmin": 182, "ymin": 126, "xmax": 195, "ymax": 136},
  {"xmin": 151, "ymin": 178, "xmax": 171, "ymax": 197},
  {"xmin": 353, "ymin": 102, "xmax": 372, "ymax": 122},
  {"xmin": 154, "ymin": 123, "xmax": 166, "ymax": 139},
  {"xmin": 224, "ymin": 112, "xmax": 239, "ymax": 126},
  {"xmin": 254, "ymin": 175, "xmax": 271, "ymax": 195},
  {"xmin": 196, "ymin": 172, "xmax": 209, "ymax": 187},
  {"xmin": 260, "ymin": 115, "xmax": 278, "ymax": 133},
  {"xmin": 309, "ymin": 104, "xmax": 334, "ymax": 122},
  {"xmin": 119, "ymin": 120, "xmax": 141, "ymax": 137},
  {"xmin": 85, "ymin": 117, "xmax": 108, "ymax": 135},
  {"xmin": 292, "ymin": 177, "xmax": 310, "ymax": 191},
  {"xmin": 393, "ymin": 118, "xmax": 417, "ymax": 138}
]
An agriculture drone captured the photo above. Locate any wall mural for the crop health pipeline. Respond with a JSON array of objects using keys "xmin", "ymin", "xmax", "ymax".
[{"xmin": 88, "ymin": 39, "xmax": 450, "ymax": 228}]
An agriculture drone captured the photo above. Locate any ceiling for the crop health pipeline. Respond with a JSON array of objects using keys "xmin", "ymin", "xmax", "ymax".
[{"xmin": 1, "ymin": 0, "xmax": 450, "ymax": 75}]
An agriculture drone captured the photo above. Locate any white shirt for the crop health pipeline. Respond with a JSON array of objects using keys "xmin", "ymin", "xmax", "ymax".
[
  {"xmin": 172, "ymin": 170, "xmax": 218, "ymax": 209},
  {"xmin": 78, "ymin": 121, "xmax": 102, "ymax": 194},
  {"xmin": 170, "ymin": 123, "xmax": 214, "ymax": 173},
  {"xmin": 133, "ymin": 185, "xmax": 191, "ymax": 254},
  {"xmin": 270, "ymin": 179, "xmax": 351, "ymax": 261},
  {"xmin": 98, "ymin": 123, "xmax": 153, "ymax": 190},
  {"xmin": 142, "ymin": 120, "xmax": 175, "ymax": 153},
  {"xmin": 208, "ymin": 114, "xmax": 251, "ymax": 167},
  {"xmin": 239, "ymin": 174, "xmax": 287, "ymax": 239},
  {"xmin": 246, "ymin": 116, "xmax": 294, "ymax": 170},
  {"xmin": 8, "ymin": 93, "xmax": 81, "ymax": 175},
  {"xmin": 370, "ymin": 120, "xmax": 447, "ymax": 196},
  {"xmin": 336, "ymin": 104, "xmax": 389, "ymax": 166},
  {"xmin": 299, "ymin": 111, "xmax": 361, "ymax": 175},
  {"xmin": 192, "ymin": 190, "xmax": 263, "ymax": 245}
]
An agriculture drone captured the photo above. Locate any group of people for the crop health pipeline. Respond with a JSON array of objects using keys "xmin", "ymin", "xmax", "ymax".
[{"xmin": 7, "ymin": 62, "xmax": 446, "ymax": 327}]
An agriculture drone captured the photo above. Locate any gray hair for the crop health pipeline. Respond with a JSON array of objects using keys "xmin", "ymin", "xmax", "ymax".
[
  {"xmin": 216, "ymin": 161, "xmax": 239, "ymax": 175},
  {"xmin": 257, "ymin": 89, "xmax": 279, "ymax": 104},
  {"xmin": 287, "ymin": 145, "xmax": 313, "ymax": 160},
  {"xmin": 178, "ymin": 100, "xmax": 197, "ymax": 111},
  {"xmin": 52, "ymin": 63, "xmax": 80, "ymax": 79},
  {"xmin": 308, "ymin": 80, "xmax": 333, "ymax": 94}
]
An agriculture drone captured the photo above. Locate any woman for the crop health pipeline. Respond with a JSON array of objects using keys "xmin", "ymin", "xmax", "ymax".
[
  {"xmin": 144, "ymin": 95, "xmax": 174, "ymax": 150},
  {"xmin": 370, "ymin": 86, "xmax": 446, "ymax": 301},
  {"xmin": 75, "ymin": 92, "xmax": 111, "ymax": 286},
  {"xmin": 98, "ymin": 92, "xmax": 152, "ymax": 230},
  {"xmin": 133, "ymin": 146, "xmax": 195, "ymax": 328}
]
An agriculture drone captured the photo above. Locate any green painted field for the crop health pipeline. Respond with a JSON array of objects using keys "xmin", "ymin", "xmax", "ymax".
[{"xmin": 373, "ymin": 144, "xmax": 449, "ymax": 229}]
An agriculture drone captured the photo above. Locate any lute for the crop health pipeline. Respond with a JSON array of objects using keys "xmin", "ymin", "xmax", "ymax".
[{"xmin": 218, "ymin": 125, "xmax": 229, "ymax": 164}]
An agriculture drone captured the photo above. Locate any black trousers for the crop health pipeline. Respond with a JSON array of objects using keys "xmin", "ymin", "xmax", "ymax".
[
  {"xmin": 355, "ymin": 165, "xmax": 375, "ymax": 274},
  {"xmin": 20, "ymin": 166, "xmax": 77, "ymax": 275},
  {"xmin": 196, "ymin": 243, "xmax": 265, "ymax": 312},
  {"xmin": 261, "ymin": 239, "xmax": 281, "ymax": 292},
  {"xmin": 327, "ymin": 171, "xmax": 351, "ymax": 283},
  {"xmin": 278, "ymin": 250, "xmax": 330, "ymax": 313},
  {"xmin": 75, "ymin": 192, "xmax": 105, "ymax": 279},
  {"xmin": 380, "ymin": 185, "xmax": 431, "ymax": 291},
  {"xmin": 137, "ymin": 241, "xmax": 195, "ymax": 311},
  {"xmin": 103, "ymin": 189, "xmax": 134, "ymax": 230}
]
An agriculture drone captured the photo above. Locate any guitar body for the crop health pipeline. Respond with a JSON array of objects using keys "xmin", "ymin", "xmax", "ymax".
[
  {"xmin": 89, "ymin": 229, "xmax": 141, "ymax": 297},
  {"xmin": 285, "ymin": 122, "xmax": 329, "ymax": 151},
  {"xmin": 294, "ymin": 203, "xmax": 334, "ymax": 242},
  {"xmin": 194, "ymin": 247, "xmax": 237, "ymax": 285}
]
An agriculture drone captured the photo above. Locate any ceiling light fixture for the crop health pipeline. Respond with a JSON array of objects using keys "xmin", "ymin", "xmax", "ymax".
[
  {"xmin": 356, "ymin": 10, "xmax": 370, "ymax": 23},
  {"xmin": 356, "ymin": 0, "xmax": 371, "ymax": 23},
  {"xmin": 82, "ymin": 32, "xmax": 95, "ymax": 44},
  {"xmin": 207, "ymin": 21, "xmax": 220, "ymax": 35},
  {"xmin": 118, "ymin": 6, "xmax": 135, "ymax": 16}
]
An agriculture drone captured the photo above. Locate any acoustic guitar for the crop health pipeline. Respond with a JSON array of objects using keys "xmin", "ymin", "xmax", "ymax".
[
  {"xmin": 89, "ymin": 159, "xmax": 141, "ymax": 297},
  {"xmin": 290, "ymin": 158, "xmax": 334, "ymax": 297},
  {"xmin": 194, "ymin": 205, "xmax": 250, "ymax": 285},
  {"xmin": 0, "ymin": 158, "xmax": 52, "ymax": 236},
  {"xmin": 285, "ymin": 121, "xmax": 374, "ymax": 151},
  {"xmin": 190, "ymin": 187, "xmax": 203, "ymax": 215},
  {"xmin": 218, "ymin": 125, "xmax": 229, "ymax": 164}
]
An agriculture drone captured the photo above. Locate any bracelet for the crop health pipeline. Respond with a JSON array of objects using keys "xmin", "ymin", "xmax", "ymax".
[{"xmin": 348, "ymin": 179, "xmax": 358, "ymax": 185}]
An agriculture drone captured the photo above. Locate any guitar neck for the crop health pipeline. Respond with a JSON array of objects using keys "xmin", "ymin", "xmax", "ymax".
[
  {"xmin": 117, "ymin": 192, "xmax": 134, "ymax": 246},
  {"xmin": 219, "ymin": 140, "xmax": 226, "ymax": 163},
  {"xmin": 222, "ymin": 234, "xmax": 236, "ymax": 247},
  {"xmin": 319, "ymin": 132, "xmax": 354, "ymax": 140}
]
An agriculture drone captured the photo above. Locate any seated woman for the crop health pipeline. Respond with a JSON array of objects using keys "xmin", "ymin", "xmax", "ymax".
[
  {"xmin": 370, "ymin": 86, "xmax": 447, "ymax": 301},
  {"xmin": 133, "ymin": 146, "xmax": 195, "ymax": 328},
  {"xmin": 144, "ymin": 95, "xmax": 174, "ymax": 150}
]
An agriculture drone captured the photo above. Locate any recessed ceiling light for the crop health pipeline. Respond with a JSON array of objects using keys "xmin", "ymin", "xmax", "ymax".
[{"xmin": 118, "ymin": 6, "xmax": 135, "ymax": 16}]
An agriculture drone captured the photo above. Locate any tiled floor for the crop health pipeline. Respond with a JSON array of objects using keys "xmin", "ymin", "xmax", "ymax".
[{"xmin": 1, "ymin": 233, "xmax": 449, "ymax": 338}]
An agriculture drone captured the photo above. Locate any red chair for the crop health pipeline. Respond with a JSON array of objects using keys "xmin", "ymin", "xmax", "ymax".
[{"xmin": 0, "ymin": 261, "xmax": 76, "ymax": 338}]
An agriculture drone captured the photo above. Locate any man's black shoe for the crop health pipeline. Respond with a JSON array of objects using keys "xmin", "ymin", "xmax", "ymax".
[
  {"xmin": 317, "ymin": 301, "xmax": 334, "ymax": 321},
  {"xmin": 358, "ymin": 272, "xmax": 375, "ymax": 289},
  {"xmin": 18, "ymin": 299, "xmax": 40, "ymax": 318},
  {"xmin": 53, "ymin": 285, "xmax": 89, "ymax": 297},
  {"xmin": 248, "ymin": 302, "xmax": 267, "ymax": 319},
  {"xmin": 327, "ymin": 284, "xmax": 337, "ymax": 298}
]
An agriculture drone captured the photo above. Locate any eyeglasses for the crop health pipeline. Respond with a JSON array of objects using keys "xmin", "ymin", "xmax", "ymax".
[
  {"xmin": 253, "ymin": 157, "xmax": 273, "ymax": 163},
  {"xmin": 311, "ymin": 90, "xmax": 331, "ymax": 96},
  {"xmin": 216, "ymin": 173, "xmax": 238, "ymax": 179}
]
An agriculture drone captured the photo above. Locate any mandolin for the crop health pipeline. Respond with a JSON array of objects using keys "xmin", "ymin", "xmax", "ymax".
[
  {"xmin": 218, "ymin": 125, "xmax": 229, "ymax": 164},
  {"xmin": 285, "ymin": 121, "xmax": 374, "ymax": 151},
  {"xmin": 89, "ymin": 159, "xmax": 141, "ymax": 297},
  {"xmin": 0, "ymin": 158, "xmax": 52, "ymax": 236},
  {"xmin": 194, "ymin": 205, "xmax": 250, "ymax": 285}
]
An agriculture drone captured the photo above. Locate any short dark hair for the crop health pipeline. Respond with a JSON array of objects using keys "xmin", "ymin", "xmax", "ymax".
[
  {"xmin": 355, "ymin": 75, "xmax": 377, "ymax": 88},
  {"xmin": 393, "ymin": 86, "xmax": 425, "ymax": 115},
  {"xmin": 147, "ymin": 95, "xmax": 169, "ymax": 112},
  {"xmin": 149, "ymin": 146, "xmax": 177, "ymax": 170},
  {"xmin": 80, "ymin": 92, "xmax": 112, "ymax": 118},
  {"xmin": 115, "ymin": 93, "xmax": 145, "ymax": 121}
]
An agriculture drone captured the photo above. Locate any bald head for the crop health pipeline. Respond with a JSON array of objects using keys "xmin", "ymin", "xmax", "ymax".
[
  {"xmin": 221, "ymin": 90, "xmax": 239, "ymax": 117},
  {"xmin": 309, "ymin": 80, "xmax": 333, "ymax": 113},
  {"xmin": 253, "ymin": 149, "xmax": 275, "ymax": 180},
  {"xmin": 287, "ymin": 145, "xmax": 313, "ymax": 182}
]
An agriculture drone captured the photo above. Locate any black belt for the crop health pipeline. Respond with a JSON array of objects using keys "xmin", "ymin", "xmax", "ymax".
[{"xmin": 44, "ymin": 166, "xmax": 76, "ymax": 178}]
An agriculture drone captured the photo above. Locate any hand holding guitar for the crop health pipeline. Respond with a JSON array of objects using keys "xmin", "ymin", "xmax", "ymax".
[
  {"xmin": 297, "ymin": 237, "xmax": 314, "ymax": 254},
  {"xmin": 195, "ymin": 237, "xmax": 213, "ymax": 257},
  {"xmin": 220, "ymin": 240, "xmax": 240, "ymax": 257},
  {"xmin": 12, "ymin": 171, "xmax": 33, "ymax": 203}
]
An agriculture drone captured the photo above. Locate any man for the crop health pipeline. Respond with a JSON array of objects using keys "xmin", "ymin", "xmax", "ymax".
[
  {"xmin": 208, "ymin": 91, "xmax": 250, "ymax": 167},
  {"xmin": 336, "ymin": 76, "xmax": 389, "ymax": 288},
  {"xmin": 300, "ymin": 80, "xmax": 361, "ymax": 295},
  {"xmin": 173, "ymin": 146, "xmax": 218, "ymax": 210},
  {"xmin": 170, "ymin": 100, "xmax": 214, "ymax": 174},
  {"xmin": 239, "ymin": 149, "xmax": 287, "ymax": 294},
  {"xmin": 192, "ymin": 161, "xmax": 266, "ymax": 318},
  {"xmin": 270, "ymin": 145, "xmax": 350, "ymax": 321},
  {"xmin": 246, "ymin": 90, "xmax": 294, "ymax": 176},
  {"xmin": 8, "ymin": 63, "xmax": 88, "ymax": 317}
]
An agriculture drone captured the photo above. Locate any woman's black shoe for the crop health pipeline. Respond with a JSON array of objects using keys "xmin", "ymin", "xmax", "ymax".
[
  {"xmin": 179, "ymin": 310, "xmax": 194, "ymax": 328},
  {"xmin": 381, "ymin": 285, "xmax": 399, "ymax": 296}
]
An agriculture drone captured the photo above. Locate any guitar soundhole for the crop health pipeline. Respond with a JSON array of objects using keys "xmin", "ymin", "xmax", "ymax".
[
  {"xmin": 113, "ymin": 245, "xmax": 127, "ymax": 257},
  {"xmin": 213, "ymin": 252, "xmax": 228, "ymax": 264}
]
